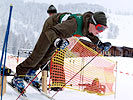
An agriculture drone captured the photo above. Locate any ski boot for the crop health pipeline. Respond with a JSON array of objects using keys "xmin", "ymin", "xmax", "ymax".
[
  {"xmin": 24, "ymin": 69, "xmax": 41, "ymax": 88},
  {"xmin": 11, "ymin": 76, "xmax": 25, "ymax": 93}
]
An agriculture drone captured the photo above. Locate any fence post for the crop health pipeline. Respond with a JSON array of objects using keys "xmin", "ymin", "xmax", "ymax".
[{"xmin": 42, "ymin": 70, "xmax": 47, "ymax": 93}]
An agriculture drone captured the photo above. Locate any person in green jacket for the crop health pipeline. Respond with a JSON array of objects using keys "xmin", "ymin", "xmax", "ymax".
[{"xmin": 11, "ymin": 11, "xmax": 111, "ymax": 93}]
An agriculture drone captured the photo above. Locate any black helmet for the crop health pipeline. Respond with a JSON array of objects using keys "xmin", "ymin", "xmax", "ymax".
[
  {"xmin": 47, "ymin": 5, "xmax": 57, "ymax": 14},
  {"xmin": 93, "ymin": 12, "xmax": 107, "ymax": 26}
]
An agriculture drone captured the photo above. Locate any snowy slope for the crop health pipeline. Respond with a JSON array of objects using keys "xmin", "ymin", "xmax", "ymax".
[{"xmin": 0, "ymin": 56, "xmax": 132, "ymax": 100}]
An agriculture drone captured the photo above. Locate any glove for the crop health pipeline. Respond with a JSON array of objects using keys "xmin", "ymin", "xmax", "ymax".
[
  {"xmin": 97, "ymin": 41, "xmax": 112, "ymax": 51},
  {"xmin": 54, "ymin": 38, "xmax": 69, "ymax": 50}
]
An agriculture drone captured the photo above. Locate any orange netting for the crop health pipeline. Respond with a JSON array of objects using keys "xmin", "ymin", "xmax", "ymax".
[{"xmin": 50, "ymin": 37, "xmax": 116, "ymax": 96}]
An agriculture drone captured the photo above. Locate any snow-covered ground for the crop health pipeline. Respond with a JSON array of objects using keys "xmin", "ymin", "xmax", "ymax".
[{"xmin": 1, "ymin": 56, "xmax": 133, "ymax": 100}]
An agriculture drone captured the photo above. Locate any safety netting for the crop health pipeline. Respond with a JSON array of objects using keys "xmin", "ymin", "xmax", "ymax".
[{"xmin": 50, "ymin": 37, "xmax": 116, "ymax": 96}]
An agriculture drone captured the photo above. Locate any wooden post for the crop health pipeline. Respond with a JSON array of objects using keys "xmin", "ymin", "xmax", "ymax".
[
  {"xmin": 0, "ymin": 75, "xmax": 7, "ymax": 96},
  {"xmin": 42, "ymin": 70, "xmax": 47, "ymax": 93}
]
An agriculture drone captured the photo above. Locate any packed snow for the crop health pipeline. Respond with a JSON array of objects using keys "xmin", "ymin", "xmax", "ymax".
[{"xmin": 0, "ymin": 56, "xmax": 132, "ymax": 100}]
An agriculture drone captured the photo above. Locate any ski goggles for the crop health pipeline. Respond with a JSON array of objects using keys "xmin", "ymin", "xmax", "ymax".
[{"xmin": 92, "ymin": 15, "xmax": 107, "ymax": 32}]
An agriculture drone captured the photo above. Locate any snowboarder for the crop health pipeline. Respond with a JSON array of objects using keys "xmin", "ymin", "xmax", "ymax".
[{"xmin": 12, "ymin": 11, "xmax": 111, "ymax": 93}]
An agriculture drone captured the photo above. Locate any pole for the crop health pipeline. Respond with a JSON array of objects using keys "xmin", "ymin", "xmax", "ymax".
[
  {"xmin": 0, "ymin": 5, "xmax": 13, "ymax": 99},
  {"xmin": 114, "ymin": 61, "xmax": 118, "ymax": 99},
  {"xmin": 42, "ymin": 71, "xmax": 47, "ymax": 93}
]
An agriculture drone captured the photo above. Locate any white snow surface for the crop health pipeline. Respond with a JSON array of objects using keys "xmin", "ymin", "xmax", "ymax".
[{"xmin": 1, "ymin": 55, "xmax": 133, "ymax": 100}]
